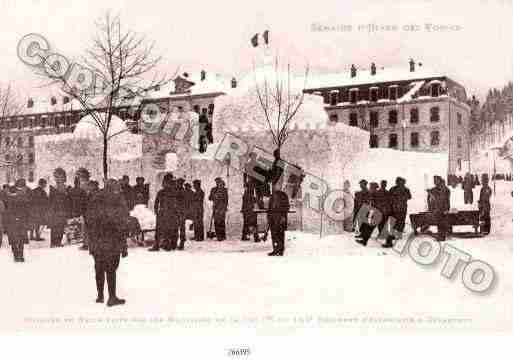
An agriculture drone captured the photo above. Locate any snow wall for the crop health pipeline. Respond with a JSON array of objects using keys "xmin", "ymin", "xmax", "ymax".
[{"xmin": 34, "ymin": 132, "xmax": 143, "ymax": 185}]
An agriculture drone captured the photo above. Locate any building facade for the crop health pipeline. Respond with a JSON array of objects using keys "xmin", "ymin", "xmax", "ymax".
[
  {"xmin": 0, "ymin": 70, "xmax": 233, "ymax": 184},
  {"xmin": 303, "ymin": 60, "xmax": 471, "ymax": 174}
]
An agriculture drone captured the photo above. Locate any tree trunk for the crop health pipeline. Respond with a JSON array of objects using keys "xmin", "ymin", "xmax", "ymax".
[{"xmin": 103, "ymin": 135, "xmax": 108, "ymax": 180}]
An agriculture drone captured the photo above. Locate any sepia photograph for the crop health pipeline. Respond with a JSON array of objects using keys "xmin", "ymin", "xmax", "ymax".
[{"xmin": 1, "ymin": 0, "xmax": 513, "ymax": 357}]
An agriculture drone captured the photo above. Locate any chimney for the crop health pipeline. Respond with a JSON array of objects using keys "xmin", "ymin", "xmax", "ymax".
[
  {"xmin": 370, "ymin": 62, "xmax": 376, "ymax": 76},
  {"xmin": 350, "ymin": 64, "xmax": 357, "ymax": 78},
  {"xmin": 200, "ymin": 70, "xmax": 206, "ymax": 81},
  {"xmin": 50, "ymin": 96, "xmax": 57, "ymax": 105},
  {"xmin": 231, "ymin": 77, "xmax": 237, "ymax": 88},
  {"xmin": 62, "ymin": 96, "xmax": 69, "ymax": 104},
  {"xmin": 27, "ymin": 98, "xmax": 34, "ymax": 108},
  {"xmin": 409, "ymin": 58, "xmax": 415, "ymax": 72}
]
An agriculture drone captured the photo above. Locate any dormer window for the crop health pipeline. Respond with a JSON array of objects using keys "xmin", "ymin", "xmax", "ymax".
[
  {"xmin": 349, "ymin": 88, "xmax": 358, "ymax": 104},
  {"xmin": 431, "ymin": 83, "xmax": 440, "ymax": 97},
  {"xmin": 370, "ymin": 87, "xmax": 378, "ymax": 102},
  {"xmin": 389, "ymin": 85, "xmax": 398, "ymax": 101},
  {"xmin": 330, "ymin": 91, "xmax": 338, "ymax": 106}
]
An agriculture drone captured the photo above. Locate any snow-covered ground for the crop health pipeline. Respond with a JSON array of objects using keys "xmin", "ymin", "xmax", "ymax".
[{"xmin": 2, "ymin": 181, "xmax": 513, "ymax": 332}]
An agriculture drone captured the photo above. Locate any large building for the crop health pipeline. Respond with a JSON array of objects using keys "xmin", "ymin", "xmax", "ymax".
[
  {"xmin": 0, "ymin": 70, "xmax": 233, "ymax": 184},
  {"xmin": 303, "ymin": 59, "xmax": 471, "ymax": 174}
]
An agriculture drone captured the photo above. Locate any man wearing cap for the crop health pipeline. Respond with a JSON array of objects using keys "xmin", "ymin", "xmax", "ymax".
[
  {"xmin": 4, "ymin": 179, "xmax": 31, "ymax": 261},
  {"xmin": 86, "ymin": 179, "xmax": 129, "ymax": 307},
  {"xmin": 267, "ymin": 182, "xmax": 290, "ymax": 256},
  {"xmin": 176, "ymin": 178, "xmax": 187, "ymax": 250},
  {"xmin": 209, "ymin": 177, "xmax": 228, "ymax": 241},
  {"xmin": 353, "ymin": 179, "xmax": 370, "ymax": 236}
]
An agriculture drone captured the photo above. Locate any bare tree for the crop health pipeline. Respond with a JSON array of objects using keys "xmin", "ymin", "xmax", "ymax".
[
  {"xmin": 0, "ymin": 83, "xmax": 26, "ymax": 178},
  {"xmin": 253, "ymin": 57, "xmax": 309, "ymax": 151},
  {"xmin": 32, "ymin": 11, "xmax": 172, "ymax": 179}
]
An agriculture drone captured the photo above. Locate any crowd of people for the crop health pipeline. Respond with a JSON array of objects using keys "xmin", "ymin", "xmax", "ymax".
[{"xmin": 349, "ymin": 173, "xmax": 493, "ymax": 245}]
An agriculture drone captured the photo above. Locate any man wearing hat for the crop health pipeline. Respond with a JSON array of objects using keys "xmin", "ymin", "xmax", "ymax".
[
  {"xmin": 176, "ymin": 178, "xmax": 187, "ymax": 250},
  {"xmin": 385, "ymin": 177, "xmax": 412, "ymax": 247},
  {"xmin": 353, "ymin": 179, "xmax": 370, "ymax": 236},
  {"xmin": 267, "ymin": 182, "xmax": 290, "ymax": 256},
  {"xmin": 4, "ymin": 179, "xmax": 31, "ymax": 262},
  {"xmin": 209, "ymin": 177, "xmax": 228, "ymax": 241}
]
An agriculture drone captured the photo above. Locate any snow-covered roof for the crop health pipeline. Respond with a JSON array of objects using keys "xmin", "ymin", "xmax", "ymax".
[{"xmin": 304, "ymin": 65, "xmax": 444, "ymax": 90}]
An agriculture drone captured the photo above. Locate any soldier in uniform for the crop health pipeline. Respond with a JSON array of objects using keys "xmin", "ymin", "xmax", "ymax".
[
  {"xmin": 30, "ymin": 178, "xmax": 49, "ymax": 241},
  {"xmin": 192, "ymin": 180, "xmax": 205, "ymax": 241},
  {"xmin": 428, "ymin": 176, "xmax": 451, "ymax": 241},
  {"xmin": 4, "ymin": 179, "xmax": 31, "ymax": 262},
  {"xmin": 267, "ymin": 182, "xmax": 290, "ymax": 256},
  {"xmin": 353, "ymin": 179, "xmax": 369, "ymax": 236},
  {"xmin": 48, "ymin": 168, "xmax": 70, "ymax": 248},
  {"xmin": 479, "ymin": 174, "xmax": 492, "ymax": 235},
  {"xmin": 209, "ymin": 178, "xmax": 228, "ymax": 241},
  {"xmin": 132, "ymin": 176, "xmax": 149, "ymax": 207},
  {"xmin": 355, "ymin": 182, "xmax": 379, "ymax": 246},
  {"xmin": 150, "ymin": 173, "xmax": 179, "ymax": 251},
  {"xmin": 385, "ymin": 177, "xmax": 411, "ymax": 247},
  {"xmin": 176, "ymin": 178, "xmax": 187, "ymax": 250},
  {"xmin": 463, "ymin": 172, "xmax": 475, "ymax": 205},
  {"xmin": 376, "ymin": 180, "xmax": 391, "ymax": 238},
  {"xmin": 241, "ymin": 184, "xmax": 258, "ymax": 242},
  {"xmin": 86, "ymin": 179, "xmax": 128, "ymax": 307}
]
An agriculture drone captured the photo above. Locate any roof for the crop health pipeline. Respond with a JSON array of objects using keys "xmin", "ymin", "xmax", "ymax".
[{"xmin": 304, "ymin": 65, "xmax": 446, "ymax": 91}]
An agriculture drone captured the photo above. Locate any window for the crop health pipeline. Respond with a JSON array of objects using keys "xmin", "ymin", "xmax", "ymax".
[
  {"xmin": 28, "ymin": 171, "xmax": 34, "ymax": 183},
  {"xmin": 329, "ymin": 114, "xmax": 338, "ymax": 122},
  {"xmin": 5, "ymin": 137, "xmax": 10, "ymax": 146},
  {"xmin": 431, "ymin": 83, "xmax": 440, "ymax": 97},
  {"xmin": 389, "ymin": 134, "xmax": 398, "ymax": 148},
  {"xmin": 330, "ymin": 92, "xmax": 338, "ymax": 105},
  {"xmin": 430, "ymin": 131, "xmax": 440, "ymax": 146},
  {"xmin": 208, "ymin": 103, "xmax": 214, "ymax": 115},
  {"xmin": 389, "ymin": 86, "xmax": 398, "ymax": 101},
  {"xmin": 457, "ymin": 158, "xmax": 462, "ymax": 171},
  {"xmin": 17, "ymin": 137, "xmax": 23, "ymax": 147},
  {"xmin": 457, "ymin": 136, "xmax": 462, "ymax": 148},
  {"xmin": 5, "ymin": 154, "xmax": 10, "ymax": 162},
  {"xmin": 28, "ymin": 136, "xmax": 34, "ymax": 147},
  {"xmin": 370, "ymin": 88, "xmax": 378, "ymax": 102},
  {"xmin": 430, "ymin": 107, "xmax": 440, "ymax": 122},
  {"xmin": 349, "ymin": 113, "xmax": 358, "ymax": 127},
  {"xmin": 350, "ymin": 89, "xmax": 358, "ymax": 104},
  {"xmin": 370, "ymin": 111, "xmax": 379, "ymax": 128},
  {"xmin": 29, "ymin": 117, "xmax": 34, "ymax": 128},
  {"xmin": 323, "ymin": 92, "xmax": 330, "ymax": 104},
  {"xmin": 457, "ymin": 113, "xmax": 462, "ymax": 125},
  {"xmin": 411, "ymin": 132, "xmax": 419, "ymax": 147},
  {"xmin": 17, "ymin": 119, "xmax": 22, "ymax": 130},
  {"xmin": 65, "ymin": 115, "xmax": 71, "ymax": 127},
  {"xmin": 28, "ymin": 153, "xmax": 34, "ymax": 164},
  {"xmin": 370, "ymin": 134, "xmax": 379, "ymax": 148},
  {"xmin": 410, "ymin": 108, "xmax": 419, "ymax": 123},
  {"xmin": 388, "ymin": 110, "xmax": 398, "ymax": 125}
]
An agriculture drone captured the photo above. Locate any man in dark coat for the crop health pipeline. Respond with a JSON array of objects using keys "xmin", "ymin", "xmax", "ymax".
[
  {"xmin": 69, "ymin": 174, "xmax": 89, "ymax": 249},
  {"xmin": 132, "ymin": 176, "xmax": 149, "ymax": 207},
  {"xmin": 120, "ymin": 175, "xmax": 134, "ymax": 210},
  {"xmin": 86, "ymin": 179, "xmax": 128, "ymax": 307},
  {"xmin": 462, "ymin": 172, "xmax": 475, "ymax": 205},
  {"xmin": 375, "ymin": 180, "xmax": 391, "ymax": 238},
  {"xmin": 353, "ymin": 179, "xmax": 369, "ymax": 236},
  {"xmin": 267, "ymin": 183, "xmax": 290, "ymax": 256},
  {"xmin": 479, "ymin": 174, "xmax": 492, "ymax": 235},
  {"xmin": 355, "ymin": 182, "xmax": 380, "ymax": 246},
  {"xmin": 150, "ymin": 173, "xmax": 179, "ymax": 251},
  {"xmin": 4, "ymin": 179, "xmax": 31, "ymax": 262},
  {"xmin": 192, "ymin": 179, "xmax": 205, "ymax": 241},
  {"xmin": 241, "ymin": 184, "xmax": 258, "ymax": 242},
  {"xmin": 30, "ymin": 178, "xmax": 49, "ymax": 241},
  {"xmin": 428, "ymin": 176, "xmax": 451, "ymax": 241},
  {"xmin": 176, "ymin": 178, "xmax": 187, "ymax": 250},
  {"xmin": 209, "ymin": 177, "xmax": 228, "ymax": 241},
  {"xmin": 385, "ymin": 177, "xmax": 412, "ymax": 247}
]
